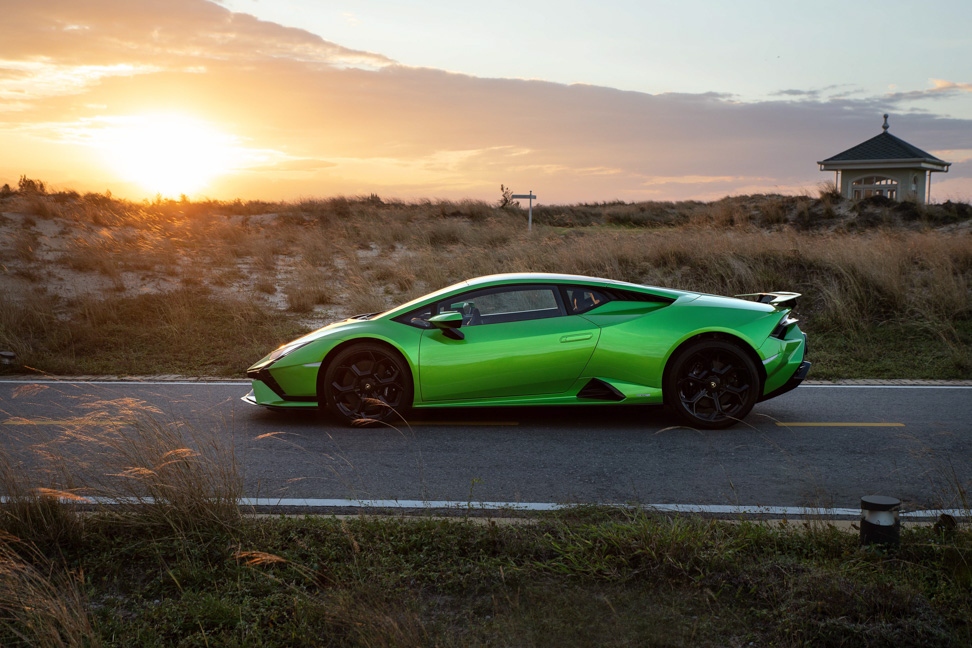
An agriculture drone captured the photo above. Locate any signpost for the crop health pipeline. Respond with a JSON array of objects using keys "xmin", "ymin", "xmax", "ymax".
[{"xmin": 511, "ymin": 191, "xmax": 536, "ymax": 231}]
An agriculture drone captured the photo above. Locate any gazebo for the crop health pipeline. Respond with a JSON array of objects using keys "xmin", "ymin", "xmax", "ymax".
[{"xmin": 818, "ymin": 115, "xmax": 950, "ymax": 204}]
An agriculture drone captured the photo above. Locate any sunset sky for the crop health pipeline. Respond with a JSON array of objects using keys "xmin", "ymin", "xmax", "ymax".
[{"xmin": 2, "ymin": 0, "xmax": 970, "ymax": 204}]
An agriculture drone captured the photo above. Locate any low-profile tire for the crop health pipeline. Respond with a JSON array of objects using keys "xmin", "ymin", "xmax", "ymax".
[
  {"xmin": 320, "ymin": 342, "xmax": 413, "ymax": 426},
  {"xmin": 663, "ymin": 339, "xmax": 760, "ymax": 429}
]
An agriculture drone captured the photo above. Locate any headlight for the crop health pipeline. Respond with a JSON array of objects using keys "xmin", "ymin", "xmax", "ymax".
[{"xmin": 265, "ymin": 340, "xmax": 311, "ymax": 364}]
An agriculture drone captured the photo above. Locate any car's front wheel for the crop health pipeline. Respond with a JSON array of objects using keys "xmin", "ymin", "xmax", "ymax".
[
  {"xmin": 664, "ymin": 339, "xmax": 760, "ymax": 429},
  {"xmin": 320, "ymin": 343, "xmax": 413, "ymax": 425}
]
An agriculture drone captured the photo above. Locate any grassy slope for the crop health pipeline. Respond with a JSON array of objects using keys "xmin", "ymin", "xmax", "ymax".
[{"xmin": 1, "ymin": 190, "xmax": 970, "ymax": 379}]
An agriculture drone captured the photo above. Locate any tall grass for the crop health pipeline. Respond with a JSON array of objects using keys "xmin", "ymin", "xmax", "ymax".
[
  {"xmin": 0, "ymin": 455, "xmax": 84, "ymax": 555},
  {"xmin": 283, "ymin": 261, "xmax": 333, "ymax": 313},
  {"xmin": 1, "ymin": 288, "xmax": 304, "ymax": 376},
  {"xmin": 1, "ymin": 189, "xmax": 970, "ymax": 378},
  {"xmin": 1, "ymin": 398, "xmax": 243, "ymax": 541},
  {"xmin": 82, "ymin": 412, "xmax": 243, "ymax": 538},
  {"xmin": 0, "ymin": 395, "xmax": 245, "ymax": 645},
  {"xmin": 0, "ymin": 534, "xmax": 96, "ymax": 648}
]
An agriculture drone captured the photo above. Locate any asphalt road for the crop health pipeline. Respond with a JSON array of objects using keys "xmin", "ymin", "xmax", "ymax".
[{"xmin": 1, "ymin": 379, "xmax": 969, "ymax": 512}]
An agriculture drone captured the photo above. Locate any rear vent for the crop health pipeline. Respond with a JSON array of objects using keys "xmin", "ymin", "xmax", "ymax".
[
  {"xmin": 577, "ymin": 378, "xmax": 625, "ymax": 402},
  {"xmin": 771, "ymin": 315, "xmax": 799, "ymax": 340}
]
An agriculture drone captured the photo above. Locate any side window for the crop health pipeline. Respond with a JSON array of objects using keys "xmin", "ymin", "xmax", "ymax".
[
  {"xmin": 565, "ymin": 287, "xmax": 611, "ymax": 314},
  {"xmin": 443, "ymin": 286, "xmax": 564, "ymax": 326},
  {"xmin": 395, "ymin": 304, "xmax": 434, "ymax": 329}
]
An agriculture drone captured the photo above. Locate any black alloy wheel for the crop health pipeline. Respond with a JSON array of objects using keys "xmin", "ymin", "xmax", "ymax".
[
  {"xmin": 664, "ymin": 340, "xmax": 760, "ymax": 429},
  {"xmin": 321, "ymin": 343, "xmax": 412, "ymax": 425}
]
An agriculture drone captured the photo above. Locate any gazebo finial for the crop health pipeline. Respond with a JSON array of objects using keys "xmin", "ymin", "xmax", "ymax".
[{"xmin": 882, "ymin": 114, "xmax": 889, "ymax": 132}]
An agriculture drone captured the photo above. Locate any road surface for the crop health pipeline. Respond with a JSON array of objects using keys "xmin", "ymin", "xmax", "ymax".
[{"xmin": 1, "ymin": 379, "xmax": 969, "ymax": 513}]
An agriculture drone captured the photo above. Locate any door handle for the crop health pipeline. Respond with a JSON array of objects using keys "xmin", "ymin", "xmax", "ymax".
[{"xmin": 560, "ymin": 333, "xmax": 593, "ymax": 343}]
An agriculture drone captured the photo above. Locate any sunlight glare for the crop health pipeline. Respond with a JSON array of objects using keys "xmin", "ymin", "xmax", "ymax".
[{"xmin": 97, "ymin": 114, "xmax": 237, "ymax": 196}]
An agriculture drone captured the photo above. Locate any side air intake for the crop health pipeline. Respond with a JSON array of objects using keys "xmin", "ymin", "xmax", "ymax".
[{"xmin": 577, "ymin": 378, "xmax": 625, "ymax": 402}]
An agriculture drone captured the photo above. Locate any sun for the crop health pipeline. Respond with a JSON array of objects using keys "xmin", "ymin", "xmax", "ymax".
[{"xmin": 96, "ymin": 114, "xmax": 237, "ymax": 196}]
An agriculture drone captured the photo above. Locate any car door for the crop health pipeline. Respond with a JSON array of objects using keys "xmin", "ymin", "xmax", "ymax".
[{"xmin": 417, "ymin": 285, "xmax": 600, "ymax": 402}]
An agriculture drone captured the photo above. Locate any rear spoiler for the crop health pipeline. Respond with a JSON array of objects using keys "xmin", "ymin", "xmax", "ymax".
[{"xmin": 735, "ymin": 292, "xmax": 801, "ymax": 309}]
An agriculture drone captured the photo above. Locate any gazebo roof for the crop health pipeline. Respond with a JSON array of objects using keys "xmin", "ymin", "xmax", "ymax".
[{"xmin": 817, "ymin": 115, "xmax": 950, "ymax": 171}]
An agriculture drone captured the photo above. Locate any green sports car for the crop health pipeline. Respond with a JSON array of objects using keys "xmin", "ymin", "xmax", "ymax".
[{"xmin": 244, "ymin": 273, "xmax": 809, "ymax": 429}]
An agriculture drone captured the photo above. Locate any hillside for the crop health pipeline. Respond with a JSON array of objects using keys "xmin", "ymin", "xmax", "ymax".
[{"xmin": 1, "ymin": 185, "xmax": 970, "ymax": 378}]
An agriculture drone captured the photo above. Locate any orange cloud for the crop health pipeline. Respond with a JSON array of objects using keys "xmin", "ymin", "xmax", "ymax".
[{"xmin": 930, "ymin": 79, "xmax": 972, "ymax": 93}]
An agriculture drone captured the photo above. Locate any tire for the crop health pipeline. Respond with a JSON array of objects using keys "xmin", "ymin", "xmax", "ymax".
[
  {"xmin": 664, "ymin": 340, "xmax": 760, "ymax": 429},
  {"xmin": 320, "ymin": 343, "xmax": 413, "ymax": 426}
]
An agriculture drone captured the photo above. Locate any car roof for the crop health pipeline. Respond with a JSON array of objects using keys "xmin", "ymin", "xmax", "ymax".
[
  {"xmin": 381, "ymin": 273, "xmax": 687, "ymax": 318},
  {"xmin": 464, "ymin": 272, "xmax": 678, "ymax": 292}
]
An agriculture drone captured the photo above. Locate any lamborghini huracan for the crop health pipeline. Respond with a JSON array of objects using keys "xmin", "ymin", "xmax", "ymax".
[{"xmin": 244, "ymin": 273, "xmax": 809, "ymax": 429}]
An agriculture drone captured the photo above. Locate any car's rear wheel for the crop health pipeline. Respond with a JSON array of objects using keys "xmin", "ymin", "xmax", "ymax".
[
  {"xmin": 320, "ymin": 343, "xmax": 413, "ymax": 425},
  {"xmin": 664, "ymin": 340, "xmax": 760, "ymax": 429}
]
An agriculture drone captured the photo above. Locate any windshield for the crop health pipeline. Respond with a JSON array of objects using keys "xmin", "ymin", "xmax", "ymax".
[{"xmin": 379, "ymin": 278, "xmax": 471, "ymax": 319}]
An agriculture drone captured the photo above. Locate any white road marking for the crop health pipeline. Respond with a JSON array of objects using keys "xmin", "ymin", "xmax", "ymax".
[
  {"xmin": 776, "ymin": 422, "xmax": 905, "ymax": 427},
  {"xmin": 1, "ymin": 495, "xmax": 964, "ymax": 519}
]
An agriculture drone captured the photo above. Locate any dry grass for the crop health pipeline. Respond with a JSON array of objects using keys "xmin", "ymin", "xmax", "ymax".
[
  {"xmin": 9, "ymin": 231, "xmax": 37, "ymax": 264},
  {"xmin": 0, "ymin": 396, "xmax": 241, "ymax": 646},
  {"xmin": 1, "ymin": 398, "xmax": 242, "ymax": 540},
  {"xmin": 1, "ymin": 188, "xmax": 969, "ymax": 378},
  {"xmin": 80, "ymin": 406, "xmax": 242, "ymax": 537},
  {"xmin": 1, "ymin": 287, "xmax": 304, "ymax": 375},
  {"xmin": 0, "ymin": 394, "xmax": 242, "ymax": 648},
  {"xmin": 0, "ymin": 534, "xmax": 97, "ymax": 648},
  {"xmin": 0, "ymin": 456, "xmax": 84, "ymax": 554},
  {"xmin": 284, "ymin": 262, "xmax": 333, "ymax": 313},
  {"xmin": 60, "ymin": 236, "xmax": 121, "ymax": 278}
]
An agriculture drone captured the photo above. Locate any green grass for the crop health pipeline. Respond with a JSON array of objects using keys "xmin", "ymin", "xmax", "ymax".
[
  {"xmin": 1, "ymin": 509, "xmax": 969, "ymax": 646},
  {"xmin": 811, "ymin": 321, "xmax": 972, "ymax": 380}
]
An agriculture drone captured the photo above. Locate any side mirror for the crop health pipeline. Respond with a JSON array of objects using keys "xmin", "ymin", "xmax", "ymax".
[{"xmin": 429, "ymin": 311, "xmax": 464, "ymax": 340}]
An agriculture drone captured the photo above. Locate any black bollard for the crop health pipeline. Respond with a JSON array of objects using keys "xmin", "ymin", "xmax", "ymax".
[{"xmin": 860, "ymin": 495, "xmax": 901, "ymax": 546}]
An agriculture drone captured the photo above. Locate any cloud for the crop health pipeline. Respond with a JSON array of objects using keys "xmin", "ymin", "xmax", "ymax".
[
  {"xmin": 770, "ymin": 85, "xmax": 858, "ymax": 101},
  {"xmin": 247, "ymin": 158, "xmax": 338, "ymax": 173},
  {"xmin": 0, "ymin": 61, "xmax": 161, "ymax": 111},
  {"xmin": 1, "ymin": 0, "xmax": 969, "ymax": 203},
  {"xmin": 640, "ymin": 175, "xmax": 760, "ymax": 186},
  {"xmin": 773, "ymin": 89, "xmax": 821, "ymax": 98},
  {"xmin": 883, "ymin": 79, "xmax": 972, "ymax": 103},
  {"xmin": 0, "ymin": 0, "xmax": 391, "ymax": 95},
  {"xmin": 933, "ymin": 149, "xmax": 972, "ymax": 164},
  {"xmin": 930, "ymin": 79, "xmax": 972, "ymax": 93}
]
